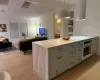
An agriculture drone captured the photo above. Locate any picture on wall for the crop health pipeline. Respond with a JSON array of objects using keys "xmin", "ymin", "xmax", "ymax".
[{"xmin": 0, "ymin": 24, "xmax": 7, "ymax": 32}]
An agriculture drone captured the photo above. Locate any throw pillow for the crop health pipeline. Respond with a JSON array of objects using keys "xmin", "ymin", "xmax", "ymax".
[
  {"xmin": 2, "ymin": 39, "xmax": 8, "ymax": 43},
  {"xmin": 0, "ymin": 38, "xmax": 5, "ymax": 42}
]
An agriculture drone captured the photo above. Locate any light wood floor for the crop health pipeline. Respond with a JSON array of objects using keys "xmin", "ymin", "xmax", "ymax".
[{"xmin": 0, "ymin": 51, "xmax": 100, "ymax": 80}]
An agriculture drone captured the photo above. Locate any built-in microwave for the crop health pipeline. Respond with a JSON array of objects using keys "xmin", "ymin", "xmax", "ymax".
[{"xmin": 83, "ymin": 40, "xmax": 92, "ymax": 60}]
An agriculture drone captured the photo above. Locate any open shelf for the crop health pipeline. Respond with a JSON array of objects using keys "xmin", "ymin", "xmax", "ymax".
[{"xmin": 68, "ymin": 11, "xmax": 74, "ymax": 36}]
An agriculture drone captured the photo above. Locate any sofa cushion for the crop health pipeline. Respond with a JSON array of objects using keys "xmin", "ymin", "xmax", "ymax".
[
  {"xmin": 2, "ymin": 39, "xmax": 8, "ymax": 43},
  {"xmin": 0, "ymin": 38, "xmax": 5, "ymax": 41},
  {"xmin": 19, "ymin": 37, "xmax": 47, "ymax": 52}
]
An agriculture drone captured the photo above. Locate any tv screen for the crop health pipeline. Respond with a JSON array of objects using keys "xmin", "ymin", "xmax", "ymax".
[{"xmin": 39, "ymin": 28, "xmax": 45, "ymax": 35}]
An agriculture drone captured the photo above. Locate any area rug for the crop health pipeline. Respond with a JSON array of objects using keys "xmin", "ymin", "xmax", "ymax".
[{"xmin": 0, "ymin": 45, "xmax": 18, "ymax": 55}]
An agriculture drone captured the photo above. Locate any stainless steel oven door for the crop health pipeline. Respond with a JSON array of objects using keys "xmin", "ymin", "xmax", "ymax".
[{"xmin": 83, "ymin": 46, "xmax": 92, "ymax": 60}]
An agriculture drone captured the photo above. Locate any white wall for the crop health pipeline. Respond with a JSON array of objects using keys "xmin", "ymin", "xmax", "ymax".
[
  {"xmin": 27, "ymin": 18, "xmax": 40, "ymax": 38},
  {"xmin": 40, "ymin": 13, "xmax": 54, "ymax": 39},
  {"xmin": 0, "ymin": 20, "xmax": 10, "ymax": 39},
  {"xmin": 0, "ymin": 17, "xmax": 40, "ymax": 43},
  {"xmin": 74, "ymin": 0, "xmax": 100, "ymax": 54},
  {"xmin": 0, "ymin": 18, "xmax": 27, "ymax": 40},
  {"xmin": 74, "ymin": 0, "xmax": 100, "ymax": 37}
]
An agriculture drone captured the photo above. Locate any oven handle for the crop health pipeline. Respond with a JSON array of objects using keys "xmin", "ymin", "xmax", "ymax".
[{"xmin": 84, "ymin": 44, "xmax": 91, "ymax": 48}]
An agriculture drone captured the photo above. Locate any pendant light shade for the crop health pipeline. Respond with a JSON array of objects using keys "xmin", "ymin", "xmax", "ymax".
[
  {"xmin": 59, "ymin": 9, "xmax": 70, "ymax": 18},
  {"xmin": 77, "ymin": 0, "xmax": 86, "ymax": 20},
  {"xmin": 58, "ymin": 0, "xmax": 70, "ymax": 19}
]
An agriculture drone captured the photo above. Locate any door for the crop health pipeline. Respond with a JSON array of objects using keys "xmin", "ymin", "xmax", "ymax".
[
  {"xmin": 49, "ymin": 47, "xmax": 70, "ymax": 79},
  {"xmin": 56, "ymin": 50, "xmax": 70, "ymax": 75},
  {"xmin": 54, "ymin": 14, "xmax": 61, "ymax": 39},
  {"xmin": 76, "ymin": 48, "xmax": 83, "ymax": 64},
  {"xmin": 91, "ymin": 44, "xmax": 97, "ymax": 54}
]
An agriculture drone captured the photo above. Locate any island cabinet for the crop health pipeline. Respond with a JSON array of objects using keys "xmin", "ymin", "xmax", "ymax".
[
  {"xmin": 49, "ymin": 42, "xmax": 83, "ymax": 79},
  {"xmin": 32, "ymin": 36, "xmax": 99, "ymax": 80}
]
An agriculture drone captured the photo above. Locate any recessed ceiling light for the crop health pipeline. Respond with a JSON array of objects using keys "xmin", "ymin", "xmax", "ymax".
[{"xmin": 65, "ymin": 17, "xmax": 70, "ymax": 19}]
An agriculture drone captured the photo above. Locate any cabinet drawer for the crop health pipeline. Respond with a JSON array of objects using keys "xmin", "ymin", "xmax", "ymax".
[
  {"xmin": 50, "ymin": 46, "xmax": 68, "ymax": 53},
  {"xmin": 91, "ymin": 45, "xmax": 97, "ymax": 54},
  {"xmin": 76, "ymin": 57, "xmax": 82, "ymax": 64},
  {"xmin": 69, "ymin": 52, "xmax": 76, "ymax": 58},
  {"xmin": 92, "ymin": 38, "xmax": 98, "ymax": 45},
  {"xmin": 76, "ymin": 42, "xmax": 84, "ymax": 47},
  {"xmin": 70, "ymin": 43, "xmax": 76, "ymax": 48},
  {"xmin": 50, "ymin": 44, "xmax": 75, "ymax": 53},
  {"xmin": 70, "ymin": 59, "xmax": 76, "ymax": 68},
  {"xmin": 76, "ymin": 49, "xmax": 83, "ymax": 57}
]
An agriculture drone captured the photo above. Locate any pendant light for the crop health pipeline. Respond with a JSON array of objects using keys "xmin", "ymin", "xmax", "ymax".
[{"xmin": 59, "ymin": 0, "xmax": 70, "ymax": 19}]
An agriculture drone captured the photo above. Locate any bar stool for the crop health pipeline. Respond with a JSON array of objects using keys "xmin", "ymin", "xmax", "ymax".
[{"xmin": 0, "ymin": 71, "xmax": 11, "ymax": 80}]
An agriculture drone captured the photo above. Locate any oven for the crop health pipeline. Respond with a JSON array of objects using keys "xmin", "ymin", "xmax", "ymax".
[{"xmin": 83, "ymin": 40, "xmax": 92, "ymax": 60}]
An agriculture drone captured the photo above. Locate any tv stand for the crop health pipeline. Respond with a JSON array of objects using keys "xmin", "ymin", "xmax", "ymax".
[{"xmin": 35, "ymin": 35, "xmax": 47, "ymax": 38}]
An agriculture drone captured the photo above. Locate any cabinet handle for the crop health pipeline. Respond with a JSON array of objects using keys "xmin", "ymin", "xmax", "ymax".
[
  {"xmin": 72, "ymin": 45, "xmax": 75, "ymax": 47},
  {"xmin": 78, "ymin": 58, "xmax": 81, "ymax": 61},
  {"xmin": 56, "ymin": 70, "xmax": 58, "ymax": 75},
  {"xmin": 71, "ymin": 62, "xmax": 74, "ymax": 64},
  {"xmin": 78, "ymin": 43, "xmax": 81, "ymax": 44},
  {"xmin": 71, "ymin": 52, "xmax": 74, "ymax": 54},
  {"xmin": 78, "ymin": 50, "xmax": 82, "ymax": 51},
  {"xmin": 92, "ymin": 44, "xmax": 96, "ymax": 45},
  {"xmin": 57, "ymin": 57, "xmax": 63, "ymax": 59},
  {"xmin": 58, "ymin": 48, "xmax": 63, "ymax": 51}
]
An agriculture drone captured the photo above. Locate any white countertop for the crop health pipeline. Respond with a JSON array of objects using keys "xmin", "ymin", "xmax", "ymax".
[{"xmin": 33, "ymin": 36, "xmax": 93, "ymax": 48}]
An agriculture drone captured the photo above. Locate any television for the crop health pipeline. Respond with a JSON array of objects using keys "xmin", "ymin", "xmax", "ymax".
[{"xmin": 39, "ymin": 28, "xmax": 45, "ymax": 35}]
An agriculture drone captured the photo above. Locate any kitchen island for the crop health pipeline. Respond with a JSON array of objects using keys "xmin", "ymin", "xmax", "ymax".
[{"xmin": 32, "ymin": 36, "xmax": 99, "ymax": 80}]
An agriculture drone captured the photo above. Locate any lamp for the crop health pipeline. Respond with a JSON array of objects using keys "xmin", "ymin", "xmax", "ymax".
[
  {"xmin": 22, "ymin": 32, "xmax": 26, "ymax": 39},
  {"xmin": 55, "ymin": 14, "xmax": 59, "ymax": 19},
  {"xmin": 59, "ymin": 0, "xmax": 70, "ymax": 18},
  {"xmin": 57, "ymin": 18, "xmax": 61, "ymax": 23},
  {"xmin": 60, "ymin": 9, "xmax": 70, "ymax": 18}
]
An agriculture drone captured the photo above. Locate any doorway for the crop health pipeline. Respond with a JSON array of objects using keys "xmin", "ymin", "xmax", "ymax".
[{"xmin": 54, "ymin": 14, "xmax": 61, "ymax": 39}]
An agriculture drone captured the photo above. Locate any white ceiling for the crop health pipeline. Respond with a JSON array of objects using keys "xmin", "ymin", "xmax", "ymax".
[{"xmin": 0, "ymin": 0, "xmax": 77, "ymax": 18}]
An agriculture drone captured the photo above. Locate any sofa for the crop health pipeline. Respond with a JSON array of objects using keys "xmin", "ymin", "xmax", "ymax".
[
  {"xmin": 0, "ymin": 39, "xmax": 12, "ymax": 49},
  {"xmin": 19, "ymin": 37, "xmax": 47, "ymax": 54}
]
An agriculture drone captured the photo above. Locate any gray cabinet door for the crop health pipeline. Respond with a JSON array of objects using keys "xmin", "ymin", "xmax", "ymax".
[{"xmin": 76, "ymin": 48, "xmax": 83, "ymax": 64}]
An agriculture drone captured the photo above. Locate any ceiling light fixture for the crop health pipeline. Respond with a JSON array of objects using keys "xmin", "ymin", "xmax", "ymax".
[
  {"xmin": 57, "ymin": 18, "xmax": 61, "ymax": 23},
  {"xmin": 55, "ymin": 14, "xmax": 59, "ymax": 19},
  {"xmin": 65, "ymin": 17, "xmax": 70, "ymax": 19},
  {"xmin": 26, "ymin": 1, "xmax": 41, "ymax": 5},
  {"xmin": 59, "ymin": 0, "xmax": 70, "ymax": 19}
]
